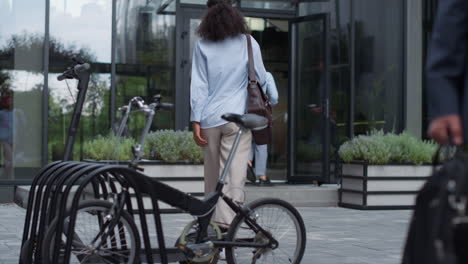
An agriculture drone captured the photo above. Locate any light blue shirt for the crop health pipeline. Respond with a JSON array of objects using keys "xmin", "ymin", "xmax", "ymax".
[
  {"xmin": 264, "ymin": 72, "xmax": 279, "ymax": 106},
  {"xmin": 190, "ymin": 34, "xmax": 267, "ymax": 129}
]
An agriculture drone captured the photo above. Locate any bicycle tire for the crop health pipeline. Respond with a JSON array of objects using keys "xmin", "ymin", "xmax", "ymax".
[
  {"xmin": 225, "ymin": 198, "xmax": 306, "ymax": 264},
  {"xmin": 41, "ymin": 199, "xmax": 140, "ymax": 264}
]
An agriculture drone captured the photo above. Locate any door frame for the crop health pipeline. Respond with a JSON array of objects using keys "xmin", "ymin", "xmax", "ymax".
[{"xmin": 287, "ymin": 13, "xmax": 331, "ymax": 183}]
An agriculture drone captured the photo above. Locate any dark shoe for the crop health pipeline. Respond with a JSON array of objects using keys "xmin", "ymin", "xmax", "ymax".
[{"xmin": 258, "ymin": 177, "xmax": 273, "ymax": 186}]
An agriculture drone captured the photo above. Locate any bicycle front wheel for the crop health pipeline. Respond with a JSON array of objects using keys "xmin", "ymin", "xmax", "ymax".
[
  {"xmin": 42, "ymin": 199, "xmax": 140, "ymax": 264},
  {"xmin": 225, "ymin": 198, "xmax": 306, "ymax": 264}
]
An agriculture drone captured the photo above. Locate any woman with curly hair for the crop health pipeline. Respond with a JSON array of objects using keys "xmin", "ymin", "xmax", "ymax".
[{"xmin": 190, "ymin": 0, "xmax": 268, "ymax": 230}]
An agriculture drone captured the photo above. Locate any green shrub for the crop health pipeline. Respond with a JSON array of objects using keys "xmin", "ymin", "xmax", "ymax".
[
  {"xmin": 83, "ymin": 134, "xmax": 136, "ymax": 161},
  {"xmin": 178, "ymin": 131, "xmax": 204, "ymax": 163},
  {"xmin": 144, "ymin": 130, "xmax": 204, "ymax": 163},
  {"xmin": 338, "ymin": 130, "xmax": 438, "ymax": 165},
  {"xmin": 146, "ymin": 130, "xmax": 183, "ymax": 162},
  {"xmin": 83, "ymin": 130, "xmax": 204, "ymax": 163}
]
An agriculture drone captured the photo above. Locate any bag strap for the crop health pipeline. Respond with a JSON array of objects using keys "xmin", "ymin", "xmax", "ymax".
[{"xmin": 246, "ymin": 34, "xmax": 256, "ymax": 83}]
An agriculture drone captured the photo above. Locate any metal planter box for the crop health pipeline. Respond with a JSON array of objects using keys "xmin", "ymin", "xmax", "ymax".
[{"xmin": 339, "ymin": 162, "xmax": 432, "ymax": 210}]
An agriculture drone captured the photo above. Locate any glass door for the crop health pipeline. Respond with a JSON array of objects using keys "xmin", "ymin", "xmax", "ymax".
[{"xmin": 288, "ymin": 14, "xmax": 331, "ymax": 183}]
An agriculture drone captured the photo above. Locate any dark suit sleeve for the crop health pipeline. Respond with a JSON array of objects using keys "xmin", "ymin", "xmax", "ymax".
[{"xmin": 426, "ymin": 0, "xmax": 468, "ymax": 119}]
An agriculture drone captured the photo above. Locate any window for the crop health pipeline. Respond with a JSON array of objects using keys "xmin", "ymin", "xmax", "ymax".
[
  {"xmin": 0, "ymin": 0, "xmax": 45, "ymax": 180},
  {"xmin": 353, "ymin": 0, "xmax": 405, "ymax": 135},
  {"xmin": 115, "ymin": 0, "xmax": 176, "ymax": 137}
]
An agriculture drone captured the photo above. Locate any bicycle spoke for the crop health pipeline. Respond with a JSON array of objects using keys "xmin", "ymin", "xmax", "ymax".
[
  {"xmin": 272, "ymin": 250, "xmax": 293, "ymax": 263},
  {"xmin": 98, "ymin": 248, "xmax": 132, "ymax": 258}
]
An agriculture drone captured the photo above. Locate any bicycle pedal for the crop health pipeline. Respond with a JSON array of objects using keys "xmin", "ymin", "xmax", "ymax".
[
  {"xmin": 186, "ymin": 241, "xmax": 215, "ymax": 256},
  {"xmin": 178, "ymin": 244, "xmax": 196, "ymax": 259}
]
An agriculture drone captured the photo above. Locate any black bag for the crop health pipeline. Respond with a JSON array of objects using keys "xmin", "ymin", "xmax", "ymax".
[
  {"xmin": 245, "ymin": 34, "xmax": 272, "ymax": 145},
  {"xmin": 402, "ymin": 148, "xmax": 468, "ymax": 264}
]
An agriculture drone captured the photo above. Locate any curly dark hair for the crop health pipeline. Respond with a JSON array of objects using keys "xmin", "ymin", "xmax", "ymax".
[{"xmin": 197, "ymin": 0, "xmax": 249, "ymax": 41}]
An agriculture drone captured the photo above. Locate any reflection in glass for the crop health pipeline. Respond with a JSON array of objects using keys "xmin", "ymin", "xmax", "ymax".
[
  {"xmin": 48, "ymin": 0, "xmax": 112, "ymax": 161},
  {"xmin": 180, "ymin": 0, "xmax": 206, "ymax": 5},
  {"xmin": 116, "ymin": 0, "xmax": 176, "ymax": 136},
  {"xmin": 293, "ymin": 19, "xmax": 325, "ymax": 177},
  {"xmin": 0, "ymin": 1, "xmax": 44, "ymax": 180},
  {"xmin": 241, "ymin": 0, "xmax": 295, "ymax": 11},
  {"xmin": 353, "ymin": 0, "xmax": 404, "ymax": 135}
]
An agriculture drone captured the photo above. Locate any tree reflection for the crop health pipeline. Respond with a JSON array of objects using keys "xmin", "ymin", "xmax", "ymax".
[
  {"xmin": 0, "ymin": 32, "xmax": 95, "ymax": 68},
  {"xmin": 0, "ymin": 31, "xmax": 111, "ymax": 161}
]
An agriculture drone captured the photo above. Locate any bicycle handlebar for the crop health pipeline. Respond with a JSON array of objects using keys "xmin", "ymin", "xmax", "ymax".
[{"xmin": 132, "ymin": 97, "xmax": 146, "ymax": 109}]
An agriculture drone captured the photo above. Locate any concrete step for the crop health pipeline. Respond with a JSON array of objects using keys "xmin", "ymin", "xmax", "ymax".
[
  {"xmin": 14, "ymin": 183, "xmax": 339, "ymax": 211},
  {"xmin": 245, "ymin": 184, "xmax": 339, "ymax": 207}
]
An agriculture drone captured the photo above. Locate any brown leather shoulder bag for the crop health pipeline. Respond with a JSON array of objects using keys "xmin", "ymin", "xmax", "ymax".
[{"xmin": 245, "ymin": 34, "xmax": 272, "ymax": 145}]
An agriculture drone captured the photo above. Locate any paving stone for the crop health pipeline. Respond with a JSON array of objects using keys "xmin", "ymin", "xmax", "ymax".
[{"xmin": 0, "ymin": 204, "xmax": 412, "ymax": 263}]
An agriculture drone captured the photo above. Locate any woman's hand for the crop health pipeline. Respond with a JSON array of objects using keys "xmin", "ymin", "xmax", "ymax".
[{"xmin": 192, "ymin": 122, "xmax": 208, "ymax": 147}]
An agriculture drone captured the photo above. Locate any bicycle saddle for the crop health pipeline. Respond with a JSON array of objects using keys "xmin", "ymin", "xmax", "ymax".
[{"xmin": 221, "ymin": 113, "xmax": 268, "ymax": 131}]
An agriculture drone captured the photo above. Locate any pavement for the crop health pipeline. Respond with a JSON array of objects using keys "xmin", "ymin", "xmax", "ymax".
[{"xmin": 0, "ymin": 203, "xmax": 411, "ymax": 264}]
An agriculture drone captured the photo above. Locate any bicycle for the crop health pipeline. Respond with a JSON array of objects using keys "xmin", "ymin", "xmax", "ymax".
[{"xmin": 40, "ymin": 106, "xmax": 306, "ymax": 263}]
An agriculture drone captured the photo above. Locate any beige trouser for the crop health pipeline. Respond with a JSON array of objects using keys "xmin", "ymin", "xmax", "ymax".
[{"xmin": 202, "ymin": 122, "xmax": 252, "ymax": 227}]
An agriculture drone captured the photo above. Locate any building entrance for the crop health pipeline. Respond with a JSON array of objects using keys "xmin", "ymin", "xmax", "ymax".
[{"xmin": 175, "ymin": 4, "xmax": 335, "ymax": 183}]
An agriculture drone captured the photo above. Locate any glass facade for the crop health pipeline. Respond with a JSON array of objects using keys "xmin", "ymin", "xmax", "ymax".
[
  {"xmin": 0, "ymin": 0, "xmax": 45, "ymax": 181},
  {"xmin": 0, "ymin": 0, "xmax": 412, "ymax": 187}
]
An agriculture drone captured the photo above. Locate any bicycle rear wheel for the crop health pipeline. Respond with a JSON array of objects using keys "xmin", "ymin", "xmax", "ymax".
[
  {"xmin": 42, "ymin": 199, "xmax": 140, "ymax": 264},
  {"xmin": 225, "ymin": 198, "xmax": 306, "ymax": 264}
]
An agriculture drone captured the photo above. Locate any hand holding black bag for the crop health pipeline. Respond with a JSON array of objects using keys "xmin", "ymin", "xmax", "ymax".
[
  {"xmin": 402, "ymin": 147, "xmax": 468, "ymax": 264},
  {"xmin": 245, "ymin": 35, "xmax": 272, "ymax": 145}
]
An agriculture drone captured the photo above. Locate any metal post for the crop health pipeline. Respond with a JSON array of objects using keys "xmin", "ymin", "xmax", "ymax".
[
  {"xmin": 287, "ymin": 21, "xmax": 297, "ymax": 182},
  {"xmin": 42, "ymin": 0, "xmax": 51, "ymax": 166},
  {"xmin": 110, "ymin": 0, "xmax": 117, "ymax": 129},
  {"xmin": 323, "ymin": 14, "xmax": 331, "ymax": 183},
  {"xmin": 349, "ymin": 0, "xmax": 355, "ymax": 138}
]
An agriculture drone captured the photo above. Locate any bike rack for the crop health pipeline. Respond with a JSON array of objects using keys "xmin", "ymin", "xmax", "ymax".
[{"xmin": 20, "ymin": 161, "xmax": 189, "ymax": 264}]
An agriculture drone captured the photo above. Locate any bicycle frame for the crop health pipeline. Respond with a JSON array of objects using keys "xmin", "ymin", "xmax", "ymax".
[
  {"xmin": 114, "ymin": 95, "xmax": 169, "ymax": 168},
  {"xmin": 42, "ymin": 124, "xmax": 276, "ymax": 264}
]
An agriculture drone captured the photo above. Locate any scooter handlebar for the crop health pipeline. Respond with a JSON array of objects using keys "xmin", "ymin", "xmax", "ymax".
[
  {"xmin": 57, "ymin": 63, "xmax": 91, "ymax": 81},
  {"xmin": 156, "ymin": 103, "xmax": 174, "ymax": 111}
]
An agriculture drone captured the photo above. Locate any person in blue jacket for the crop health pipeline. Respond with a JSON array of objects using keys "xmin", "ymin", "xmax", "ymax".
[{"xmin": 426, "ymin": 0, "xmax": 468, "ymax": 146}]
